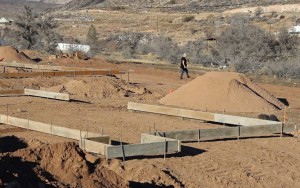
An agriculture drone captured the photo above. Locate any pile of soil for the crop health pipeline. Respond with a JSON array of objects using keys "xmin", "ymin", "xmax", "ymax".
[
  {"xmin": 0, "ymin": 76, "xmax": 158, "ymax": 102},
  {"xmin": 45, "ymin": 76, "xmax": 154, "ymax": 102},
  {"xmin": 1, "ymin": 141, "xmax": 129, "ymax": 188},
  {"xmin": 0, "ymin": 46, "xmax": 33, "ymax": 63},
  {"xmin": 159, "ymin": 72, "xmax": 286, "ymax": 113}
]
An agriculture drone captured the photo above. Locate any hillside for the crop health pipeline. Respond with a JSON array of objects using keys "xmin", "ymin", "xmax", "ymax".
[
  {"xmin": 0, "ymin": 1, "xmax": 56, "ymax": 18},
  {"xmin": 57, "ymin": 0, "xmax": 299, "ymax": 12},
  {"xmin": 0, "ymin": 0, "xmax": 71, "ymax": 4}
]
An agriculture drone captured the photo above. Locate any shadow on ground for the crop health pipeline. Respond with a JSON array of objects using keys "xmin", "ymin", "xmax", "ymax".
[
  {"xmin": 129, "ymin": 181, "xmax": 174, "ymax": 188},
  {"xmin": 0, "ymin": 136, "xmax": 27, "ymax": 153},
  {"xmin": 0, "ymin": 155, "xmax": 57, "ymax": 188}
]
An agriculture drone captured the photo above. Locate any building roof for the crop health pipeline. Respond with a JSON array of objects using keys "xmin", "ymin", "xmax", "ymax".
[
  {"xmin": 0, "ymin": 17, "xmax": 10, "ymax": 23},
  {"xmin": 288, "ymin": 25, "xmax": 300, "ymax": 33}
]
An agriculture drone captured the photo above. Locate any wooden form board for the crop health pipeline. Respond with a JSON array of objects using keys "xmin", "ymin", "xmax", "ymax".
[
  {"xmin": 0, "ymin": 61, "xmax": 123, "ymax": 72},
  {"xmin": 0, "ymin": 89, "xmax": 24, "ymax": 96},
  {"xmin": 0, "ymin": 114, "xmax": 110, "ymax": 143},
  {"xmin": 0, "ymin": 89, "xmax": 70, "ymax": 101},
  {"xmin": 152, "ymin": 123, "xmax": 295, "ymax": 142},
  {"xmin": 0, "ymin": 114, "xmax": 181, "ymax": 159},
  {"xmin": 24, "ymin": 89, "xmax": 70, "ymax": 101},
  {"xmin": 0, "ymin": 70, "xmax": 125, "ymax": 78},
  {"xmin": 128, "ymin": 102, "xmax": 281, "ymax": 126},
  {"xmin": 79, "ymin": 133, "xmax": 181, "ymax": 159},
  {"xmin": 106, "ymin": 140, "xmax": 180, "ymax": 159}
]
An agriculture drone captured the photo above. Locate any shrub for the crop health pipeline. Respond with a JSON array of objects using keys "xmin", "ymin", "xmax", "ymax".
[
  {"xmin": 169, "ymin": 0, "xmax": 176, "ymax": 4},
  {"xmin": 296, "ymin": 18, "xmax": 300, "ymax": 25},
  {"xmin": 182, "ymin": 15, "xmax": 195, "ymax": 22},
  {"xmin": 261, "ymin": 58, "xmax": 300, "ymax": 79},
  {"xmin": 279, "ymin": 15, "xmax": 285, "ymax": 19},
  {"xmin": 254, "ymin": 7, "xmax": 264, "ymax": 17},
  {"xmin": 216, "ymin": 24, "xmax": 278, "ymax": 63}
]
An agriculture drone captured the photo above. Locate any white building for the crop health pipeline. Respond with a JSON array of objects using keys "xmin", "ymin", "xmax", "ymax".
[
  {"xmin": 56, "ymin": 43, "xmax": 90, "ymax": 54},
  {"xmin": 0, "ymin": 17, "xmax": 13, "ymax": 25},
  {"xmin": 288, "ymin": 25, "xmax": 300, "ymax": 34}
]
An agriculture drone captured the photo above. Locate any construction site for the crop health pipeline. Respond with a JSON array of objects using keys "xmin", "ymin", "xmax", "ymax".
[{"xmin": 0, "ymin": 43, "xmax": 299, "ymax": 187}]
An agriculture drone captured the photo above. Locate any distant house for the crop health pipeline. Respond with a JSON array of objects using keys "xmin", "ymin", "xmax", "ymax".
[
  {"xmin": 0, "ymin": 17, "xmax": 13, "ymax": 25},
  {"xmin": 56, "ymin": 43, "xmax": 90, "ymax": 54},
  {"xmin": 288, "ymin": 25, "xmax": 300, "ymax": 34}
]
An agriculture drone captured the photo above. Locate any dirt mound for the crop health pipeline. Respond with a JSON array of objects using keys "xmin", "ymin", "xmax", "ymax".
[
  {"xmin": 0, "ymin": 46, "xmax": 33, "ymax": 63},
  {"xmin": 11, "ymin": 142, "xmax": 129, "ymax": 188},
  {"xmin": 159, "ymin": 72, "xmax": 286, "ymax": 113},
  {"xmin": 46, "ymin": 76, "xmax": 153, "ymax": 102}
]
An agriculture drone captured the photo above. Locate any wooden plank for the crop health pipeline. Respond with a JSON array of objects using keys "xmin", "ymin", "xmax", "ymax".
[
  {"xmin": 0, "ymin": 70, "xmax": 126, "ymax": 78},
  {"xmin": 79, "ymin": 138, "xmax": 109, "ymax": 155},
  {"xmin": 106, "ymin": 140, "xmax": 180, "ymax": 159},
  {"xmin": 199, "ymin": 127, "xmax": 239, "ymax": 140},
  {"xmin": 128, "ymin": 102, "xmax": 214, "ymax": 121},
  {"xmin": 240, "ymin": 124, "xmax": 282, "ymax": 137},
  {"xmin": 24, "ymin": 89, "xmax": 70, "ymax": 101},
  {"xmin": 155, "ymin": 123, "xmax": 296, "ymax": 142},
  {"xmin": 157, "ymin": 130, "xmax": 199, "ymax": 141},
  {"xmin": 0, "ymin": 61, "xmax": 129, "ymax": 73},
  {"xmin": 128, "ymin": 102, "xmax": 281, "ymax": 126},
  {"xmin": 140, "ymin": 133, "xmax": 178, "ymax": 143},
  {"xmin": 0, "ymin": 61, "xmax": 129, "ymax": 72},
  {"xmin": 0, "ymin": 114, "xmax": 182, "ymax": 159},
  {"xmin": 0, "ymin": 89, "xmax": 24, "ymax": 96},
  {"xmin": 214, "ymin": 114, "xmax": 280, "ymax": 126},
  {"xmin": 283, "ymin": 123, "xmax": 296, "ymax": 133},
  {"xmin": 0, "ymin": 114, "xmax": 109, "ymax": 141}
]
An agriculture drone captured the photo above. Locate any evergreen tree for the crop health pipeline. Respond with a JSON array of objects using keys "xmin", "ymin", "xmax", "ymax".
[{"xmin": 87, "ymin": 25, "xmax": 98, "ymax": 45}]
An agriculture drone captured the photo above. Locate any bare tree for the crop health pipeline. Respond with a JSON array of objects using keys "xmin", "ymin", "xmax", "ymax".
[
  {"xmin": 14, "ymin": 6, "xmax": 61, "ymax": 52},
  {"xmin": 14, "ymin": 6, "xmax": 38, "ymax": 49}
]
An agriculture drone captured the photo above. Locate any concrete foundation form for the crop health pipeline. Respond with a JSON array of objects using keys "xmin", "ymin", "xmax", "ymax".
[
  {"xmin": 0, "ymin": 61, "xmax": 130, "ymax": 72},
  {"xmin": 0, "ymin": 89, "xmax": 70, "ymax": 101},
  {"xmin": 0, "ymin": 69, "xmax": 126, "ymax": 78},
  {"xmin": 128, "ymin": 102, "xmax": 281, "ymax": 126},
  {"xmin": 151, "ymin": 123, "xmax": 295, "ymax": 142},
  {"xmin": 0, "ymin": 114, "xmax": 181, "ymax": 159}
]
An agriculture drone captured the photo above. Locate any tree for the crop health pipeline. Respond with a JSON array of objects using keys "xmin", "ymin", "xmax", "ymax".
[
  {"xmin": 14, "ymin": 6, "xmax": 61, "ymax": 52},
  {"xmin": 15, "ymin": 6, "xmax": 38, "ymax": 49},
  {"xmin": 86, "ymin": 25, "xmax": 98, "ymax": 45},
  {"xmin": 86, "ymin": 25, "xmax": 99, "ymax": 55},
  {"xmin": 277, "ymin": 27, "xmax": 299, "ymax": 56}
]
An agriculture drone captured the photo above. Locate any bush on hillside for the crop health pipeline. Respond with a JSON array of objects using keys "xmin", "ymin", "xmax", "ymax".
[
  {"xmin": 182, "ymin": 15, "xmax": 195, "ymax": 22},
  {"xmin": 100, "ymin": 32, "xmax": 180, "ymax": 63}
]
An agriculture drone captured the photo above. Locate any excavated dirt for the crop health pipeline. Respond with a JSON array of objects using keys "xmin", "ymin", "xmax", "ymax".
[
  {"xmin": 0, "ymin": 46, "xmax": 33, "ymax": 63},
  {"xmin": 0, "ymin": 76, "xmax": 160, "ymax": 103},
  {"xmin": 0, "ymin": 57, "xmax": 300, "ymax": 187},
  {"xmin": 159, "ymin": 71, "xmax": 286, "ymax": 113},
  {"xmin": 0, "ymin": 137, "xmax": 129, "ymax": 187}
]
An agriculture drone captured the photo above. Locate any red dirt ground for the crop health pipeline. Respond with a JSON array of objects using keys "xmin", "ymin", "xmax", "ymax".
[{"xmin": 0, "ymin": 57, "xmax": 300, "ymax": 187}]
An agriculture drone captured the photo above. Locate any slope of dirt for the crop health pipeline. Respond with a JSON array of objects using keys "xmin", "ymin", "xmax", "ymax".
[
  {"xmin": 48, "ymin": 76, "xmax": 153, "ymax": 101},
  {"xmin": 0, "ymin": 135, "xmax": 182, "ymax": 187},
  {"xmin": 159, "ymin": 71, "xmax": 286, "ymax": 113},
  {"xmin": 0, "ymin": 137, "xmax": 129, "ymax": 188},
  {"xmin": 10, "ymin": 142, "xmax": 128, "ymax": 188},
  {"xmin": 0, "ymin": 46, "xmax": 34, "ymax": 63},
  {"xmin": 0, "ymin": 76, "xmax": 159, "ymax": 103}
]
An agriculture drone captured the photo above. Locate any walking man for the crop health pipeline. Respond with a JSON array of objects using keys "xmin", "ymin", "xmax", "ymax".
[{"xmin": 180, "ymin": 53, "xmax": 190, "ymax": 79}]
